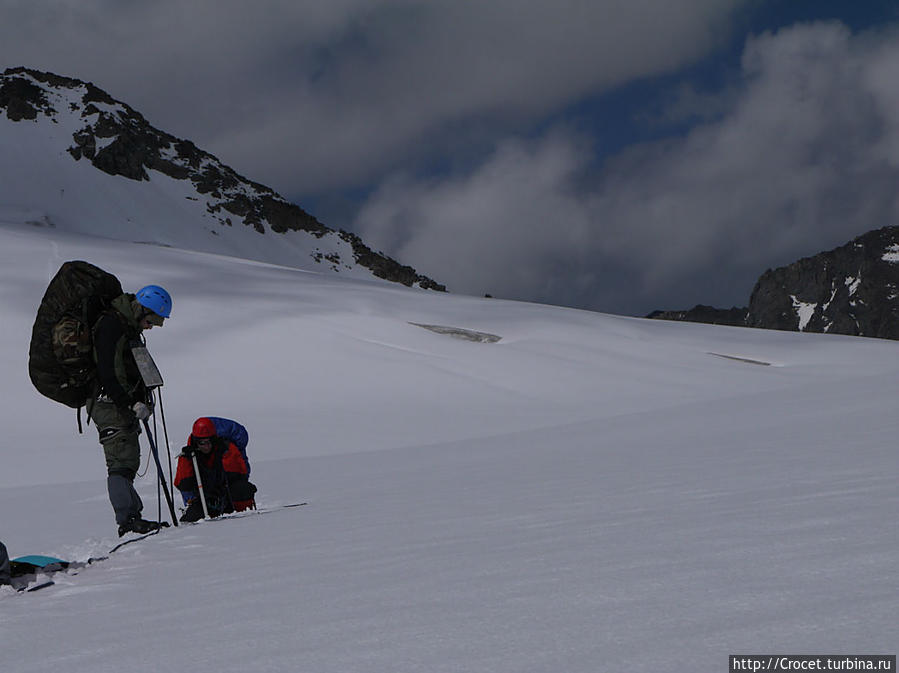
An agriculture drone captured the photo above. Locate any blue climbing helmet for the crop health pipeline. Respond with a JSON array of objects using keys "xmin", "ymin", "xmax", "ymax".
[{"xmin": 135, "ymin": 285, "xmax": 172, "ymax": 318}]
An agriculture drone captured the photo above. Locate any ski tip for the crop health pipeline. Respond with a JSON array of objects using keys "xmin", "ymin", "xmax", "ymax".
[{"xmin": 26, "ymin": 580, "xmax": 56, "ymax": 593}]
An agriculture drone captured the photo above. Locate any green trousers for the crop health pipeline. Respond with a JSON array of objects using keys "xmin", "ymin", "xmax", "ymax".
[{"xmin": 90, "ymin": 399, "xmax": 144, "ymax": 524}]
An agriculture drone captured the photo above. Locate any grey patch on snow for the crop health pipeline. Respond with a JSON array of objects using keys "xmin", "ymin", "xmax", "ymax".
[
  {"xmin": 25, "ymin": 215, "xmax": 55, "ymax": 227},
  {"xmin": 707, "ymin": 352, "xmax": 772, "ymax": 366},
  {"xmin": 410, "ymin": 323, "xmax": 502, "ymax": 343},
  {"xmin": 0, "ymin": 208, "xmax": 55, "ymax": 227}
]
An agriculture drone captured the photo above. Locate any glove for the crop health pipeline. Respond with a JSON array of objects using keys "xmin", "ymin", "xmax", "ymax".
[
  {"xmin": 131, "ymin": 401, "xmax": 151, "ymax": 420},
  {"xmin": 181, "ymin": 446, "xmax": 195, "ymax": 458}
]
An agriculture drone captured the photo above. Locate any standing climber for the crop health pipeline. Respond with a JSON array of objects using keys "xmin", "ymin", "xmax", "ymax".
[{"xmin": 90, "ymin": 285, "xmax": 173, "ymax": 536}]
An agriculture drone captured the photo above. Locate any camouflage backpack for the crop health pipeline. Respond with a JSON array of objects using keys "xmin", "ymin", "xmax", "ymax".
[{"xmin": 28, "ymin": 261, "xmax": 123, "ymax": 409}]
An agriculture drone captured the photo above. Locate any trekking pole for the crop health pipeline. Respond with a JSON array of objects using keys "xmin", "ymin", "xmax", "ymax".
[
  {"xmin": 190, "ymin": 452, "xmax": 211, "ymax": 520},
  {"xmin": 129, "ymin": 344, "xmax": 176, "ymax": 525},
  {"xmin": 157, "ymin": 388, "xmax": 175, "ymax": 489},
  {"xmin": 152, "ymin": 406, "xmax": 162, "ymax": 523},
  {"xmin": 142, "ymin": 419, "xmax": 179, "ymax": 527}
]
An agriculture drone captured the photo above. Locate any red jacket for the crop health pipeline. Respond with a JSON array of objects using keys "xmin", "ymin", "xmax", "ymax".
[{"xmin": 175, "ymin": 438, "xmax": 249, "ymax": 497}]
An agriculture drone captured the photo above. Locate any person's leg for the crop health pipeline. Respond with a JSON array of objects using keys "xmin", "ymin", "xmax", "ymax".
[
  {"xmin": 92, "ymin": 400, "xmax": 143, "ymax": 525},
  {"xmin": 230, "ymin": 480, "xmax": 257, "ymax": 511}
]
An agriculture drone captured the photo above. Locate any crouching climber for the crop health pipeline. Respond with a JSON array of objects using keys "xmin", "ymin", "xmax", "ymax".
[{"xmin": 174, "ymin": 417, "xmax": 257, "ymax": 522}]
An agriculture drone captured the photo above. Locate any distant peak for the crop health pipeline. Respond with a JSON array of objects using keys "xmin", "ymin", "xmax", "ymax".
[{"xmin": 0, "ymin": 67, "xmax": 445, "ymax": 291}]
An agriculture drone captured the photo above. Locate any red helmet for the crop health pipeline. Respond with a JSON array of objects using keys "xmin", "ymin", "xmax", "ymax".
[{"xmin": 191, "ymin": 417, "xmax": 216, "ymax": 439}]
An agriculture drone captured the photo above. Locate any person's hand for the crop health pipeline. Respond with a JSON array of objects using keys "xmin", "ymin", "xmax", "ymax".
[
  {"xmin": 182, "ymin": 446, "xmax": 194, "ymax": 458},
  {"xmin": 132, "ymin": 401, "xmax": 151, "ymax": 420}
]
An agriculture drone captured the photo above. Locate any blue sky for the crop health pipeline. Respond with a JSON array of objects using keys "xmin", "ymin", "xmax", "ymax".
[
  {"xmin": 4, "ymin": 1, "xmax": 899, "ymax": 315},
  {"xmin": 566, "ymin": 1, "xmax": 898, "ymax": 158}
]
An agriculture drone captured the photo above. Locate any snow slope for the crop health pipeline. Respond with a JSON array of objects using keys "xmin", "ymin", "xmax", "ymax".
[
  {"xmin": 0, "ymin": 69, "xmax": 420, "ymax": 286},
  {"xmin": 1, "ymin": 219, "xmax": 897, "ymax": 671}
]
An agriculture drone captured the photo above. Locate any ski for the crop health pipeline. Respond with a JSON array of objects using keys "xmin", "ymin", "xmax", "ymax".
[{"xmin": 188, "ymin": 502, "xmax": 308, "ymax": 524}]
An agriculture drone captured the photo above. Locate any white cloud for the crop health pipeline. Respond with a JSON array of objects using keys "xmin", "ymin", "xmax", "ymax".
[
  {"xmin": 0, "ymin": 0, "xmax": 746, "ymax": 194},
  {"xmin": 357, "ymin": 22, "xmax": 899, "ymax": 314},
  {"xmin": 355, "ymin": 130, "xmax": 596, "ymax": 299}
]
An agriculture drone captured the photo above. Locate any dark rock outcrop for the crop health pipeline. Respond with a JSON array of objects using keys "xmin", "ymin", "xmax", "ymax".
[
  {"xmin": 0, "ymin": 74, "xmax": 52, "ymax": 120},
  {"xmin": 0, "ymin": 66, "xmax": 444, "ymax": 291},
  {"xmin": 649, "ymin": 226, "xmax": 899, "ymax": 340},
  {"xmin": 339, "ymin": 231, "xmax": 446, "ymax": 291},
  {"xmin": 646, "ymin": 305, "xmax": 747, "ymax": 327},
  {"xmin": 746, "ymin": 226, "xmax": 899, "ymax": 339}
]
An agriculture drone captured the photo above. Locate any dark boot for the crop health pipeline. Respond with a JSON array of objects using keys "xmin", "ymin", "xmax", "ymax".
[
  {"xmin": 179, "ymin": 500, "xmax": 205, "ymax": 523},
  {"xmin": 117, "ymin": 517, "xmax": 168, "ymax": 537}
]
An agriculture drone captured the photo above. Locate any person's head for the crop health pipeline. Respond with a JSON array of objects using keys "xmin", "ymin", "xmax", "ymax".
[
  {"xmin": 191, "ymin": 417, "xmax": 217, "ymax": 454},
  {"xmin": 135, "ymin": 285, "xmax": 172, "ymax": 330}
]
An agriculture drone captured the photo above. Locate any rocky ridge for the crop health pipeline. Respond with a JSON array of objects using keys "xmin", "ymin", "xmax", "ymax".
[
  {"xmin": 0, "ymin": 67, "xmax": 444, "ymax": 291},
  {"xmin": 645, "ymin": 305, "xmax": 748, "ymax": 327},
  {"xmin": 746, "ymin": 226, "xmax": 899, "ymax": 339},
  {"xmin": 649, "ymin": 226, "xmax": 899, "ymax": 340}
]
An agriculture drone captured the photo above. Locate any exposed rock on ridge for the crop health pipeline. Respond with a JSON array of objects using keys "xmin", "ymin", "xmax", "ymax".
[
  {"xmin": 646, "ymin": 305, "xmax": 748, "ymax": 327},
  {"xmin": 746, "ymin": 226, "xmax": 899, "ymax": 339},
  {"xmin": 648, "ymin": 226, "xmax": 899, "ymax": 340}
]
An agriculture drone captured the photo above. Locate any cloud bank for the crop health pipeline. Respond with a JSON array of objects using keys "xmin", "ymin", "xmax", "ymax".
[
  {"xmin": 356, "ymin": 22, "xmax": 899, "ymax": 314},
  {"xmin": 0, "ymin": 0, "xmax": 740, "ymax": 194}
]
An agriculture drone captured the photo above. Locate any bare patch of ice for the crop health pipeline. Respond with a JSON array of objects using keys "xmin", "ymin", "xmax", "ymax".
[
  {"xmin": 707, "ymin": 352, "xmax": 774, "ymax": 366},
  {"xmin": 410, "ymin": 323, "xmax": 502, "ymax": 343}
]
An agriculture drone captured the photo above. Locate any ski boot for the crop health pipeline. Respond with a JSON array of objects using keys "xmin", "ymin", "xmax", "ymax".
[{"xmin": 117, "ymin": 517, "xmax": 169, "ymax": 537}]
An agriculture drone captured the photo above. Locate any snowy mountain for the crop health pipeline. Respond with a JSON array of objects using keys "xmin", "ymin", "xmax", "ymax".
[
  {"xmin": 0, "ymin": 67, "xmax": 444, "ymax": 290},
  {"xmin": 1, "ymin": 217, "xmax": 897, "ymax": 671}
]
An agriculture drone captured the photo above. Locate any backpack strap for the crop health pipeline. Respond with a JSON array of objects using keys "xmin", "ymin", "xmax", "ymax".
[{"xmin": 77, "ymin": 393, "xmax": 99, "ymax": 434}]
